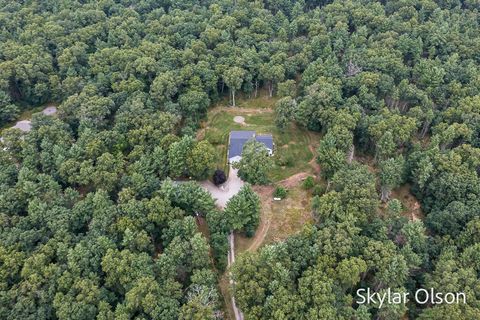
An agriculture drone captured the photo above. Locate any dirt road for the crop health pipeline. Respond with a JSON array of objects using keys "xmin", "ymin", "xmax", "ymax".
[{"xmin": 199, "ymin": 167, "xmax": 245, "ymax": 320}]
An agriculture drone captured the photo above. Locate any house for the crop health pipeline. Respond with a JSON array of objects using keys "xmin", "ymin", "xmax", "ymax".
[
  {"xmin": 255, "ymin": 134, "xmax": 274, "ymax": 156},
  {"xmin": 228, "ymin": 131, "xmax": 274, "ymax": 163},
  {"xmin": 228, "ymin": 131, "xmax": 255, "ymax": 163}
]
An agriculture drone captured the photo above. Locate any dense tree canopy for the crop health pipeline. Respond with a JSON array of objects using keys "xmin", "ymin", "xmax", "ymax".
[{"xmin": 0, "ymin": 0, "xmax": 480, "ymax": 319}]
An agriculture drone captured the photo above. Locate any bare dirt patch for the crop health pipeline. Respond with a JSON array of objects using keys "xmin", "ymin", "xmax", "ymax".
[
  {"xmin": 235, "ymin": 176, "xmax": 314, "ymax": 253},
  {"xmin": 233, "ymin": 116, "xmax": 245, "ymax": 125},
  {"xmin": 42, "ymin": 105, "xmax": 58, "ymax": 116},
  {"xmin": 391, "ymin": 184, "xmax": 424, "ymax": 221},
  {"xmin": 279, "ymin": 172, "xmax": 310, "ymax": 188},
  {"xmin": 13, "ymin": 120, "xmax": 32, "ymax": 132}
]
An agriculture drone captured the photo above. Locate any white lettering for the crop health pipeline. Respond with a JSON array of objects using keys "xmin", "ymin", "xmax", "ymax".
[
  {"xmin": 391, "ymin": 292, "xmax": 404, "ymax": 304},
  {"xmin": 356, "ymin": 289, "xmax": 366, "ymax": 305},
  {"xmin": 377, "ymin": 290, "xmax": 386, "ymax": 308},
  {"xmin": 415, "ymin": 288, "xmax": 429, "ymax": 304},
  {"xmin": 357, "ymin": 288, "xmax": 466, "ymax": 306},
  {"xmin": 366, "ymin": 288, "xmax": 377, "ymax": 305},
  {"xmin": 444, "ymin": 293, "xmax": 456, "ymax": 304}
]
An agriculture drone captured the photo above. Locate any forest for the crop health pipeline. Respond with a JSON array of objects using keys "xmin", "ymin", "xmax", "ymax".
[{"xmin": 0, "ymin": 0, "xmax": 480, "ymax": 319}]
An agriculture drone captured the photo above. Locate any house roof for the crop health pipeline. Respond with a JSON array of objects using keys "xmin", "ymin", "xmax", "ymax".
[
  {"xmin": 229, "ymin": 131, "xmax": 255, "ymax": 159},
  {"xmin": 255, "ymin": 134, "xmax": 273, "ymax": 150},
  {"xmin": 230, "ymin": 130, "xmax": 256, "ymax": 139},
  {"xmin": 228, "ymin": 131, "xmax": 274, "ymax": 160}
]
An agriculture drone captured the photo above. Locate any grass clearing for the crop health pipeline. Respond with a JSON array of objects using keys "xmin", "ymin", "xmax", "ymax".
[
  {"xmin": 202, "ymin": 104, "xmax": 320, "ymax": 182},
  {"xmin": 200, "ymin": 98, "xmax": 321, "ymax": 319}
]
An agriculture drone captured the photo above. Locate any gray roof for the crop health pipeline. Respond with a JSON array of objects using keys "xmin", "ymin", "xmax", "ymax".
[
  {"xmin": 229, "ymin": 131, "xmax": 255, "ymax": 158},
  {"xmin": 230, "ymin": 131, "xmax": 256, "ymax": 139},
  {"xmin": 255, "ymin": 134, "xmax": 273, "ymax": 150}
]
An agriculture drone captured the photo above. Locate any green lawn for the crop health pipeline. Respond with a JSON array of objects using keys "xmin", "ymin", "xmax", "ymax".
[{"xmin": 203, "ymin": 109, "xmax": 319, "ymax": 182}]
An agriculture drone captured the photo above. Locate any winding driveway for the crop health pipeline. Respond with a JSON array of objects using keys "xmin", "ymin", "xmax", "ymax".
[
  {"xmin": 200, "ymin": 167, "xmax": 244, "ymax": 209},
  {"xmin": 200, "ymin": 167, "xmax": 245, "ymax": 320}
]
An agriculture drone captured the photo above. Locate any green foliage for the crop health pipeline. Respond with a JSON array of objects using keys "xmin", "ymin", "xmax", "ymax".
[
  {"xmin": 312, "ymin": 184, "xmax": 326, "ymax": 196},
  {"xmin": 302, "ymin": 176, "xmax": 315, "ymax": 189},
  {"xmin": 379, "ymin": 156, "xmax": 406, "ymax": 202},
  {"xmin": 277, "ymin": 79, "xmax": 297, "ymax": 98},
  {"xmin": 1, "ymin": 0, "xmax": 480, "ymax": 318},
  {"xmin": 316, "ymin": 126, "xmax": 353, "ymax": 179},
  {"xmin": 274, "ymin": 152, "xmax": 294, "ymax": 167},
  {"xmin": 0, "ymin": 91, "xmax": 19, "ymax": 125},
  {"xmin": 234, "ymin": 139, "xmax": 274, "ymax": 185},
  {"xmin": 273, "ymin": 186, "xmax": 288, "ymax": 199},
  {"xmin": 223, "ymin": 67, "xmax": 245, "ymax": 107},
  {"xmin": 224, "ymin": 184, "xmax": 260, "ymax": 236},
  {"xmin": 187, "ymin": 140, "xmax": 215, "ymax": 180},
  {"xmin": 168, "ymin": 136, "xmax": 195, "ymax": 178},
  {"xmin": 274, "ymin": 96, "xmax": 296, "ymax": 131}
]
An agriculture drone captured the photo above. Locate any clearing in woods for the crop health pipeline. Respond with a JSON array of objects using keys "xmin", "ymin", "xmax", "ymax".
[
  {"xmin": 201, "ymin": 95, "xmax": 321, "ymax": 320},
  {"xmin": 198, "ymin": 97, "xmax": 321, "ymax": 182},
  {"xmin": 199, "ymin": 95, "xmax": 322, "ymax": 255}
]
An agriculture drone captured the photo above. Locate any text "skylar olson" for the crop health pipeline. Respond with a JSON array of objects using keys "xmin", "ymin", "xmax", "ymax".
[{"xmin": 356, "ymin": 288, "xmax": 467, "ymax": 309}]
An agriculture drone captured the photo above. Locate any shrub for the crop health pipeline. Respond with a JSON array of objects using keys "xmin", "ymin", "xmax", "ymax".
[
  {"xmin": 273, "ymin": 186, "xmax": 288, "ymax": 199},
  {"xmin": 312, "ymin": 184, "xmax": 326, "ymax": 196},
  {"xmin": 207, "ymin": 129, "xmax": 224, "ymax": 145},
  {"xmin": 302, "ymin": 176, "xmax": 315, "ymax": 189},
  {"xmin": 213, "ymin": 169, "xmax": 227, "ymax": 186},
  {"xmin": 275, "ymin": 153, "xmax": 294, "ymax": 167}
]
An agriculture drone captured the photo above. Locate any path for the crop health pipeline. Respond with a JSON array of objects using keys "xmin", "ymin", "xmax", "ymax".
[
  {"xmin": 246, "ymin": 173, "xmax": 310, "ymax": 252},
  {"xmin": 228, "ymin": 232, "xmax": 244, "ymax": 320},
  {"xmin": 244, "ymin": 142, "xmax": 320, "ymax": 252},
  {"xmin": 199, "ymin": 166, "xmax": 244, "ymax": 320},
  {"xmin": 308, "ymin": 144, "xmax": 321, "ymax": 174},
  {"xmin": 200, "ymin": 167, "xmax": 244, "ymax": 209},
  {"xmin": 197, "ymin": 108, "xmax": 320, "ymax": 320}
]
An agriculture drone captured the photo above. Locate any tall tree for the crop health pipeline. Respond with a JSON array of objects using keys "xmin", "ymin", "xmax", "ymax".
[
  {"xmin": 224, "ymin": 184, "xmax": 260, "ymax": 236},
  {"xmin": 234, "ymin": 140, "xmax": 273, "ymax": 185},
  {"xmin": 223, "ymin": 67, "xmax": 245, "ymax": 107}
]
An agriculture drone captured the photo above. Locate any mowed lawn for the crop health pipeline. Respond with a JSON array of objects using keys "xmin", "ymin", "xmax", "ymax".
[{"xmin": 201, "ymin": 108, "xmax": 318, "ymax": 182}]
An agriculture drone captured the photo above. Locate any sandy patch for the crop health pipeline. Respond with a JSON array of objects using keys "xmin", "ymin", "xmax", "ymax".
[
  {"xmin": 13, "ymin": 120, "xmax": 32, "ymax": 132},
  {"xmin": 42, "ymin": 106, "xmax": 57, "ymax": 116},
  {"xmin": 233, "ymin": 116, "xmax": 245, "ymax": 125}
]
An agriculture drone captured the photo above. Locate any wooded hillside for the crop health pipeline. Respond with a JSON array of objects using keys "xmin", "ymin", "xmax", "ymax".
[{"xmin": 1, "ymin": 0, "xmax": 479, "ymax": 319}]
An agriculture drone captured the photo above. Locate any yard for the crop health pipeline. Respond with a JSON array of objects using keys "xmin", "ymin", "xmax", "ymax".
[
  {"xmin": 235, "ymin": 181, "xmax": 316, "ymax": 253},
  {"xmin": 198, "ymin": 99, "xmax": 322, "ymax": 320},
  {"xmin": 198, "ymin": 98, "xmax": 323, "ymax": 256},
  {"xmin": 199, "ymin": 103, "xmax": 320, "ymax": 182}
]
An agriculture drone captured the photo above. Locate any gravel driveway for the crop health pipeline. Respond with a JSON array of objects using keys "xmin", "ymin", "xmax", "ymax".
[{"xmin": 200, "ymin": 166, "xmax": 244, "ymax": 209}]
